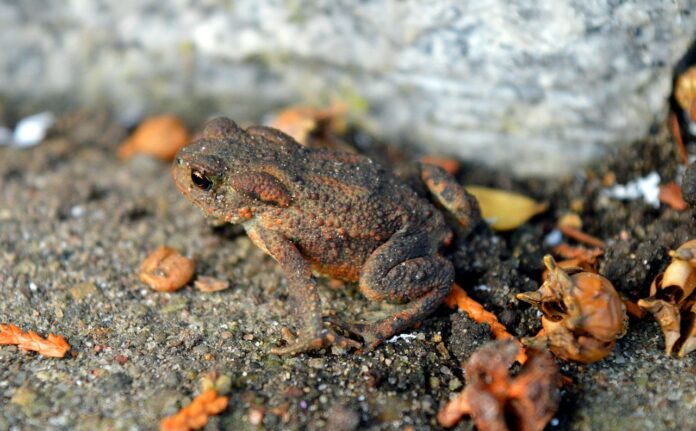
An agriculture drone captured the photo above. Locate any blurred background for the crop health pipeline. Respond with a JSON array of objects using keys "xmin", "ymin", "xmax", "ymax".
[{"xmin": 0, "ymin": 0, "xmax": 695, "ymax": 176}]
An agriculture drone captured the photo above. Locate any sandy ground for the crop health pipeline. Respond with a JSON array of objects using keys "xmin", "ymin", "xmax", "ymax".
[{"xmin": 0, "ymin": 111, "xmax": 695, "ymax": 430}]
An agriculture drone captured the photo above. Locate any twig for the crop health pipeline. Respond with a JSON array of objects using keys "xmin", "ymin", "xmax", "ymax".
[
  {"xmin": 558, "ymin": 225, "xmax": 606, "ymax": 248},
  {"xmin": 445, "ymin": 284, "xmax": 527, "ymax": 363}
]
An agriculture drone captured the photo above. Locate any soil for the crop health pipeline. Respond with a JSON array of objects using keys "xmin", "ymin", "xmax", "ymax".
[{"xmin": 1, "ymin": 109, "xmax": 695, "ymax": 431}]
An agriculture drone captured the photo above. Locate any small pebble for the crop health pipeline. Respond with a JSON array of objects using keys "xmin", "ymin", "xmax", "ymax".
[
  {"xmin": 12, "ymin": 112, "xmax": 55, "ymax": 147},
  {"xmin": 448, "ymin": 378, "xmax": 462, "ymax": 391}
]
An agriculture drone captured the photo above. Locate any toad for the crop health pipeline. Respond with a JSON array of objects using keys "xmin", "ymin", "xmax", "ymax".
[{"xmin": 172, "ymin": 117, "xmax": 479, "ymax": 354}]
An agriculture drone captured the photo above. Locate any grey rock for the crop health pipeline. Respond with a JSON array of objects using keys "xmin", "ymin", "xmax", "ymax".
[{"xmin": 0, "ymin": 0, "xmax": 695, "ymax": 176}]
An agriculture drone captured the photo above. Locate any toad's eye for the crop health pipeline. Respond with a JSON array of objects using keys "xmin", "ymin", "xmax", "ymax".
[{"xmin": 191, "ymin": 170, "xmax": 213, "ymax": 191}]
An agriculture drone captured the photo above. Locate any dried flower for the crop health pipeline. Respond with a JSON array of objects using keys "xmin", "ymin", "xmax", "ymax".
[
  {"xmin": 549, "ymin": 244, "xmax": 604, "ymax": 276},
  {"xmin": 638, "ymin": 239, "xmax": 696, "ymax": 357},
  {"xmin": 160, "ymin": 389, "xmax": 228, "ymax": 431},
  {"xmin": 517, "ymin": 255, "xmax": 627, "ymax": 363},
  {"xmin": 0, "ymin": 324, "xmax": 70, "ymax": 358},
  {"xmin": 437, "ymin": 340, "xmax": 560, "ymax": 431},
  {"xmin": 140, "ymin": 246, "xmax": 195, "ymax": 292}
]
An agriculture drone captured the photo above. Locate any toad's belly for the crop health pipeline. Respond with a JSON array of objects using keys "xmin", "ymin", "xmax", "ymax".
[
  {"xmin": 295, "ymin": 235, "xmax": 383, "ymax": 282},
  {"xmin": 310, "ymin": 261, "xmax": 362, "ymax": 282}
]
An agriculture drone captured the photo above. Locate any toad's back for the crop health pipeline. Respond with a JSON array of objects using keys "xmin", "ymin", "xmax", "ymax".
[{"xmin": 257, "ymin": 147, "xmax": 451, "ymax": 280}]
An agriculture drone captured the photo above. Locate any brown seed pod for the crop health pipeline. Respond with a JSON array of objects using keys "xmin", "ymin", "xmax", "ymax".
[
  {"xmin": 638, "ymin": 239, "xmax": 696, "ymax": 357},
  {"xmin": 517, "ymin": 255, "xmax": 627, "ymax": 364}
]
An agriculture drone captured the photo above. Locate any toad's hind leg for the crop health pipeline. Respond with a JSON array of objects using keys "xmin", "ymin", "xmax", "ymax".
[{"xmin": 339, "ymin": 230, "xmax": 454, "ymax": 348}]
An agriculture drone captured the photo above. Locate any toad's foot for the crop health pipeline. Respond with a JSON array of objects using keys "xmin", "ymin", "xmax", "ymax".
[
  {"xmin": 326, "ymin": 318, "xmax": 391, "ymax": 350},
  {"xmin": 270, "ymin": 328, "xmax": 361, "ymax": 355}
]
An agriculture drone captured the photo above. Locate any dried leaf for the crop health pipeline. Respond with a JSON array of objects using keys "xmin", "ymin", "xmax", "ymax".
[
  {"xmin": 140, "ymin": 246, "xmax": 195, "ymax": 292},
  {"xmin": 0, "ymin": 324, "xmax": 70, "ymax": 358},
  {"xmin": 160, "ymin": 389, "xmax": 228, "ymax": 431},
  {"xmin": 658, "ymin": 182, "xmax": 687, "ymax": 211},
  {"xmin": 118, "ymin": 115, "xmax": 190, "ymax": 161},
  {"xmin": 465, "ymin": 186, "xmax": 547, "ymax": 231}
]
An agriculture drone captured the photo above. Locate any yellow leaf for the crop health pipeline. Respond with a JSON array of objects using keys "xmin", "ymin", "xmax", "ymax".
[{"xmin": 465, "ymin": 186, "xmax": 547, "ymax": 231}]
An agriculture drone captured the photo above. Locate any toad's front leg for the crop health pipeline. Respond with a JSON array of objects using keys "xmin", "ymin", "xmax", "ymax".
[
  {"xmin": 419, "ymin": 162, "xmax": 480, "ymax": 237},
  {"xmin": 245, "ymin": 223, "xmax": 360, "ymax": 355}
]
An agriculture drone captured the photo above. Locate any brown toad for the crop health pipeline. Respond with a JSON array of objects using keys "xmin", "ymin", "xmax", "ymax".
[{"xmin": 172, "ymin": 117, "xmax": 479, "ymax": 354}]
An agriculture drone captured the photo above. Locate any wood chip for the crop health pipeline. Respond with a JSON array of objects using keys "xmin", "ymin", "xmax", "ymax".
[
  {"xmin": 159, "ymin": 389, "xmax": 228, "ymax": 431},
  {"xmin": 194, "ymin": 276, "xmax": 229, "ymax": 293}
]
